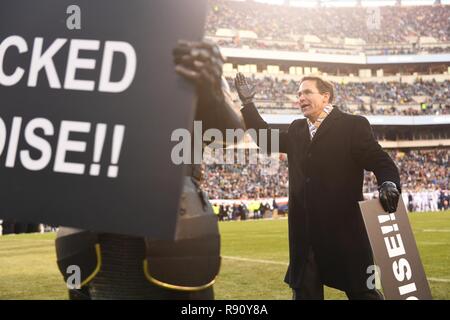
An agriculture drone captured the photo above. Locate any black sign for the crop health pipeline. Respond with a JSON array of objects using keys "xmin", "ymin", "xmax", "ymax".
[
  {"xmin": 359, "ymin": 199, "xmax": 432, "ymax": 300},
  {"xmin": 0, "ymin": 0, "xmax": 207, "ymax": 239}
]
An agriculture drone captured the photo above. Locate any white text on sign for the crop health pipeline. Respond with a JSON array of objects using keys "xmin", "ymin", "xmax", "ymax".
[
  {"xmin": 0, "ymin": 35, "xmax": 136, "ymax": 92},
  {"xmin": 0, "ymin": 116, "xmax": 125, "ymax": 178}
]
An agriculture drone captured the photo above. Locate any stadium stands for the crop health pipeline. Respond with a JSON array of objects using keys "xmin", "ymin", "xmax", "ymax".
[
  {"xmin": 197, "ymin": 1, "xmax": 450, "ymax": 216},
  {"xmin": 206, "ymin": 0, "xmax": 450, "ymax": 54},
  {"xmin": 224, "ymin": 76, "xmax": 450, "ymax": 115},
  {"xmin": 202, "ymin": 149, "xmax": 448, "ymax": 211}
]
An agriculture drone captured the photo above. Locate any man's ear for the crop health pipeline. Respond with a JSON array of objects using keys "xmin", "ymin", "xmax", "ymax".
[{"xmin": 323, "ymin": 92, "xmax": 330, "ymax": 104}]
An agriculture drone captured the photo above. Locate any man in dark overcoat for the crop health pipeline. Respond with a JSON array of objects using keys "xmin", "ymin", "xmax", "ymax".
[{"xmin": 235, "ymin": 73, "xmax": 401, "ymax": 300}]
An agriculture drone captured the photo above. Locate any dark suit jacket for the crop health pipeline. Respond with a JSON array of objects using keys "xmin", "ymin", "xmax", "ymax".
[{"xmin": 241, "ymin": 103, "xmax": 401, "ymax": 292}]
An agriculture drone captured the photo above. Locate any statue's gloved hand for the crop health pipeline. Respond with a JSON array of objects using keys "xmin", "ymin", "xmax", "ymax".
[
  {"xmin": 173, "ymin": 40, "xmax": 225, "ymax": 101},
  {"xmin": 234, "ymin": 72, "xmax": 256, "ymax": 105},
  {"xmin": 378, "ymin": 181, "xmax": 400, "ymax": 213}
]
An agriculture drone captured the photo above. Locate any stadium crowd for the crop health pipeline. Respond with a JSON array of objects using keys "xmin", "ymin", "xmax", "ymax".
[
  {"xmin": 201, "ymin": 148, "xmax": 449, "ymax": 214},
  {"xmin": 225, "ymin": 76, "xmax": 450, "ymax": 115},
  {"xmin": 206, "ymin": 0, "xmax": 450, "ymax": 53},
  {"xmin": 212, "ymin": 200, "xmax": 284, "ymax": 221},
  {"xmin": 212, "ymin": 37, "xmax": 450, "ymax": 55}
]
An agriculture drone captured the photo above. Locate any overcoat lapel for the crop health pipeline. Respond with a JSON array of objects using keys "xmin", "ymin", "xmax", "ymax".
[{"xmin": 308, "ymin": 107, "xmax": 343, "ymax": 149}]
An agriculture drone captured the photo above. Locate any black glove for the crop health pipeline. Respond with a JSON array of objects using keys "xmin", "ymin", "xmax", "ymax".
[
  {"xmin": 234, "ymin": 72, "xmax": 256, "ymax": 105},
  {"xmin": 173, "ymin": 40, "xmax": 225, "ymax": 102},
  {"xmin": 378, "ymin": 181, "xmax": 400, "ymax": 213}
]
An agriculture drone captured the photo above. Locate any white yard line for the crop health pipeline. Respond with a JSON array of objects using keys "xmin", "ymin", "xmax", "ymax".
[
  {"xmin": 223, "ymin": 256, "xmax": 288, "ymax": 266},
  {"xmin": 428, "ymin": 278, "xmax": 450, "ymax": 283},
  {"xmin": 223, "ymin": 256, "xmax": 450, "ymax": 283},
  {"xmin": 417, "ymin": 241, "xmax": 448, "ymax": 245},
  {"xmin": 0, "ymin": 237, "xmax": 54, "ymax": 241}
]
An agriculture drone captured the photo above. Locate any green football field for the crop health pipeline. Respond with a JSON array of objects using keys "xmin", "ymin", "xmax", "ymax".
[{"xmin": 0, "ymin": 211, "xmax": 449, "ymax": 300}]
